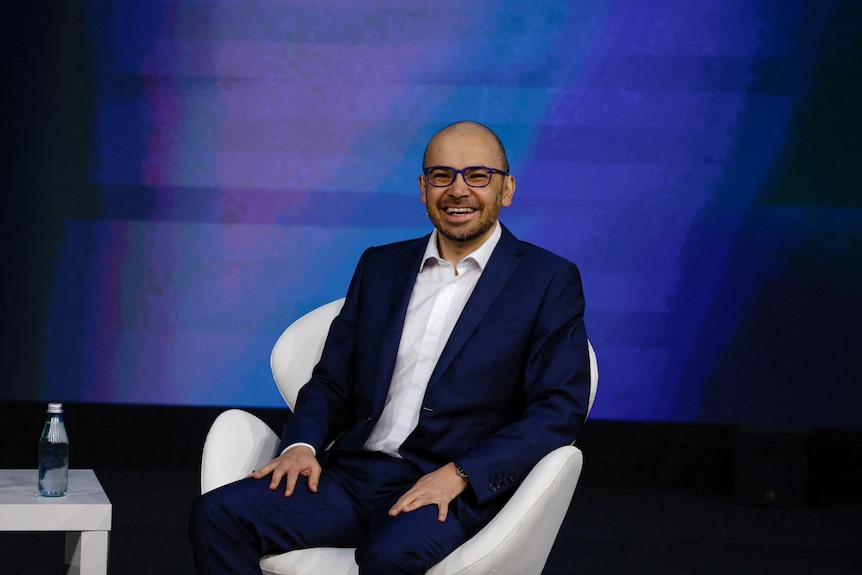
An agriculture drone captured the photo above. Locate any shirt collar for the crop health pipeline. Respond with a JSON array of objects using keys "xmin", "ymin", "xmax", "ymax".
[{"xmin": 419, "ymin": 222, "xmax": 502, "ymax": 272}]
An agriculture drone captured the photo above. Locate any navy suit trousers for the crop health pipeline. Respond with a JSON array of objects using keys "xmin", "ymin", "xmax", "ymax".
[{"xmin": 189, "ymin": 451, "xmax": 467, "ymax": 575}]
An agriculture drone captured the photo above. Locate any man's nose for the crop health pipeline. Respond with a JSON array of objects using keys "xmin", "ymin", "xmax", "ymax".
[{"xmin": 449, "ymin": 173, "xmax": 471, "ymax": 194}]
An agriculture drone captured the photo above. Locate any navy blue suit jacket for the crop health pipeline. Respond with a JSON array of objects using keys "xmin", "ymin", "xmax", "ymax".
[{"xmin": 279, "ymin": 224, "xmax": 590, "ymax": 532}]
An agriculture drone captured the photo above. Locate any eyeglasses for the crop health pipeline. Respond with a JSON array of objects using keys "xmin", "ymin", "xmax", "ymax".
[{"xmin": 423, "ymin": 165, "xmax": 509, "ymax": 188}]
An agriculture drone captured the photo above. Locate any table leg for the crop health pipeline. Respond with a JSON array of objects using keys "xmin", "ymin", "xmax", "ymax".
[{"xmin": 65, "ymin": 530, "xmax": 109, "ymax": 575}]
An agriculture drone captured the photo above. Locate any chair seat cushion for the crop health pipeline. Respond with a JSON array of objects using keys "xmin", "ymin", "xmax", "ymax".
[{"xmin": 261, "ymin": 547, "xmax": 358, "ymax": 575}]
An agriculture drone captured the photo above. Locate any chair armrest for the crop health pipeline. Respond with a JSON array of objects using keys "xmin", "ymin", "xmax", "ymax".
[
  {"xmin": 428, "ymin": 445, "xmax": 584, "ymax": 575},
  {"xmin": 200, "ymin": 409, "xmax": 280, "ymax": 494}
]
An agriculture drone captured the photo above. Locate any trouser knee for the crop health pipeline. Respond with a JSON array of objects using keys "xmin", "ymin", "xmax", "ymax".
[
  {"xmin": 189, "ymin": 492, "xmax": 218, "ymax": 539},
  {"xmin": 189, "ymin": 488, "xmax": 266, "ymax": 574},
  {"xmin": 356, "ymin": 542, "xmax": 427, "ymax": 575},
  {"xmin": 189, "ymin": 489, "xmax": 241, "ymax": 539}
]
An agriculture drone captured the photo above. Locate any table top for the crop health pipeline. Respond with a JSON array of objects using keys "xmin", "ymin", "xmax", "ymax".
[{"xmin": 0, "ymin": 469, "xmax": 112, "ymax": 531}]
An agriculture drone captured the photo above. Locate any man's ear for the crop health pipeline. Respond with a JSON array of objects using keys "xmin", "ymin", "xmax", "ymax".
[
  {"xmin": 501, "ymin": 175, "xmax": 516, "ymax": 207},
  {"xmin": 419, "ymin": 175, "xmax": 428, "ymax": 205}
]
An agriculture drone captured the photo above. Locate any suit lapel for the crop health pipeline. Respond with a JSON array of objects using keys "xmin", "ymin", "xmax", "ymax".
[
  {"xmin": 427, "ymin": 226, "xmax": 524, "ymax": 388},
  {"xmin": 371, "ymin": 236, "xmax": 428, "ymax": 411}
]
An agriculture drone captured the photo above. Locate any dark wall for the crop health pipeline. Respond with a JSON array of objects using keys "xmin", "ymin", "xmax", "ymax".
[{"xmin": 1, "ymin": 2, "xmax": 101, "ymax": 399}]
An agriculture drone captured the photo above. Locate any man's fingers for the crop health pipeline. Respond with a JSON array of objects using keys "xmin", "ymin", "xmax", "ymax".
[
  {"xmin": 269, "ymin": 468, "xmax": 286, "ymax": 491},
  {"xmin": 252, "ymin": 449, "xmax": 322, "ymax": 497},
  {"xmin": 388, "ymin": 463, "xmax": 466, "ymax": 518},
  {"xmin": 390, "ymin": 490, "xmax": 425, "ymax": 516},
  {"xmin": 251, "ymin": 461, "xmax": 274, "ymax": 479},
  {"xmin": 390, "ymin": 494, "xmax": 449, "ymax": 522},
  {"xmin": 307, "ymin": 466, "xmax": 322, "ymax": 493},
  {"xmin": 283, "ymin": 470, "xmax": 299, "ymax": 497},
  {"xmin": 388, "ymin": 493, "xmax": 412, "ymax": 516}
]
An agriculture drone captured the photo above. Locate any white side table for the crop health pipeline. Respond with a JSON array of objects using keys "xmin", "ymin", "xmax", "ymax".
[{"xmin": 0, "ymin": 469, "xmax": 112, "ymax": 575}]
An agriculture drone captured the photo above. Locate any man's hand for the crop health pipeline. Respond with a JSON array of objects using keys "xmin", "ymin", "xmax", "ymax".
[
  {"xmin": 389, "ymin": 462, "xmax": 468, "ymax": 522},
  {"xmin": 251, "ymin": 445, "xmax": 321, "ymax": 497}
]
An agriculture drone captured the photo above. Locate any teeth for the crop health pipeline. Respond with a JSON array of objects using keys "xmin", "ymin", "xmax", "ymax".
[{"xmin": 446, "ymin": 207, "xmax": 475, "ymax": 214}]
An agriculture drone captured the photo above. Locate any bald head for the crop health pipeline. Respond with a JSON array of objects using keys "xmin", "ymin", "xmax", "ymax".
[{"xmin": 423, "ymin": 121, "xmax": 509, "ymax": 172}]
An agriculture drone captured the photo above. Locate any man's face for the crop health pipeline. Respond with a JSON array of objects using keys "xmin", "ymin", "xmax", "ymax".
[{"xmin": 419, "ymin": 129, "xmax": 515, "ymax": 249}]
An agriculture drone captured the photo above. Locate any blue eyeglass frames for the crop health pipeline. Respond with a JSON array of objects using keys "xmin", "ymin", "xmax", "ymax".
[{"xmin": 423, "ymin": 165, "xmax": 510, "ymax": 188}]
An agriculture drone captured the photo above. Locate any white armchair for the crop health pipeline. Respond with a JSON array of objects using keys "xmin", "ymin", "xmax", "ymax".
[{"xmin": 200, "ymin": 298, "xmax": 598, "ymax": 575}]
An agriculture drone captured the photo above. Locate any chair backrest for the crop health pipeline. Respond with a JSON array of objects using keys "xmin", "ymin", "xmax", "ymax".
[
  {"xmin": 271, "ymin": 297, "xmax": 598, "ymax": 415},
  {"xmin": 586, "ymin": 339, "xmax": 598, "ymax": 414},
  {"xmin": 270, "ymin": 298, "xmax": 346, "ymax": 410}
]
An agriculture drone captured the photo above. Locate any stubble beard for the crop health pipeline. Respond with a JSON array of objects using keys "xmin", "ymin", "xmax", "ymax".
[
  {"xmin": 429, "ymin": 194, "xmax": 502, "ymax": 244},
  {"xmin": 433, "ymin": 213, "xmax": 497, "ymax": 244}
]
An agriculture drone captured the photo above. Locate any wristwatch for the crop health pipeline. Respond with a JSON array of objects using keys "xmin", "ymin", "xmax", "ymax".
[{"xmin": 454, "ymin": 461, "xmax": 469, "ymax": 483}]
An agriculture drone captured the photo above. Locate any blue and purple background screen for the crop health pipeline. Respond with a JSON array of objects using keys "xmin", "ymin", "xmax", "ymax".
[{"xmin": 3, "ymin": 1, "xmax": 860, "ymax": 428}]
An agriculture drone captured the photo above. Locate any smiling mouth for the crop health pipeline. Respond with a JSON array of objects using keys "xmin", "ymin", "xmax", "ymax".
[{"xmin": 444, "ymin": 206, "xmax": 477, "ymax": 215}]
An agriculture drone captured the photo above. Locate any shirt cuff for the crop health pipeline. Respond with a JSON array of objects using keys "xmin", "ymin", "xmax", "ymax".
[{"xmin": 281, "ymin": 442, "xmax": 317, "ymax": 457}]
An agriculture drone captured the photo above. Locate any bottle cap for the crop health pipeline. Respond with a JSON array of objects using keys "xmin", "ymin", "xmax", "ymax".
[{"xmin": 47, "ymin": 403, "xmax": 64, "ymax": 413}]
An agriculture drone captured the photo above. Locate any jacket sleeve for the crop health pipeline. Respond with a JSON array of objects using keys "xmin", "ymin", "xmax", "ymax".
[
  {"xmin": 276, "ymin": 252, "xmax": 367, "ymax": 455},
  {"xmin": 457, "ymin": 261, "xmax": 590, "ymax": 506}
]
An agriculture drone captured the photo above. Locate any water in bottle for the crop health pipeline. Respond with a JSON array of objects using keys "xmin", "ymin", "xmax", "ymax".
[{"xmin": 38, "ymin": 402, "xmax": 70, "ymax": 497}]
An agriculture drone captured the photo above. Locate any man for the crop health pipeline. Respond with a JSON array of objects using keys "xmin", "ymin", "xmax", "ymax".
[{"xmin": 190, "ymin": 121, "xmax": 591, "ymax": 574}]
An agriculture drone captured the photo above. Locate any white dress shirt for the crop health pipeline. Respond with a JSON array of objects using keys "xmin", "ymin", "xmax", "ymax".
[{"xmin": 363, "ymin": 223, "xmax": 502, "ymax": 457}]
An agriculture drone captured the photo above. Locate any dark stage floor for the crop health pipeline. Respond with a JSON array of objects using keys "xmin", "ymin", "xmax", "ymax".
[
  {"xmin": 1, "ymin": 403, "xmax": 860, "ymax": 574},
  {"xmin": 2, "ymin": 468, "xmax": 860, "ymax": 575}
]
